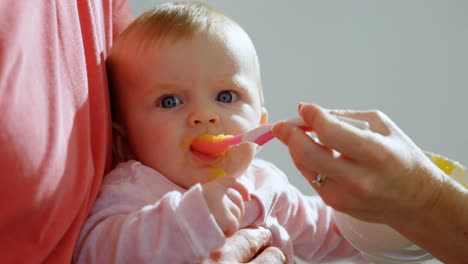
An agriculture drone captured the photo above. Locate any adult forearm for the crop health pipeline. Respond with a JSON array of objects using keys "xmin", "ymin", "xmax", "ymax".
[{"xmin": 394, "ymin": 174, "xmax": 468, "ymax": 264}]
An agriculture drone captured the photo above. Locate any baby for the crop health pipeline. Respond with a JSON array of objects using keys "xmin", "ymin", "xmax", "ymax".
[{"xmin": 73, "ymin": 2, "xmax": 360, "ymax": 263}]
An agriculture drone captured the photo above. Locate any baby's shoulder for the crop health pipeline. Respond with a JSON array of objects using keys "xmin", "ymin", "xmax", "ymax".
[
  {"xmin": 104, "ymin": 160, "xmax": 148, "ymax": 184},
  {"xmin": 103, "ymin": 160, "xmax": 182, "ymax": 192}
]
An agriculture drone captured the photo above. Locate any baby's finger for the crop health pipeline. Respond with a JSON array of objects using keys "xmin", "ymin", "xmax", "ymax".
[
  {"xmin": 218, "ymin": 176, "xmax": 250, "ymax": 202},
  {"xmin": 226, "ymin": 188, "xmax": 245, "ymax": 219}
]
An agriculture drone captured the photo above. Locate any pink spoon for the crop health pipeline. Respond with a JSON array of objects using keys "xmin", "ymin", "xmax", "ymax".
[{"xmin": 190, "ymin": 116, "xmax": 369, "ymax": 156}]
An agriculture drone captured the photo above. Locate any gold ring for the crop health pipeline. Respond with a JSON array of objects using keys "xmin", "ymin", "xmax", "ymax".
[{"xmin": 312, "ymin": 175, "xmax": 326, "ymax": 187}]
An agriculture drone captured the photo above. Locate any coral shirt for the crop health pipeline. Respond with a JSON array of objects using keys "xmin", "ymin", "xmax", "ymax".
[{"xmin": 0, "ymin": 1, "xmax": 131, "ymax": 262}]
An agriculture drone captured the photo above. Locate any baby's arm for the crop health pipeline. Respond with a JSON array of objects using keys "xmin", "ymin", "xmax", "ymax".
[
  {"xmin": 73, "ymin": 166, "xmax": 226, "ymax": 263},
  {"xmin": 281, "ymin": 193, "xmax": 362, "ymax": 262},
  {"xmin": 250, "ymin": 160, "xmax": 361, "ymax": 262},
  {"xmin": 201, "ymin": 176, "xmax": 250, "ymax": 236}
]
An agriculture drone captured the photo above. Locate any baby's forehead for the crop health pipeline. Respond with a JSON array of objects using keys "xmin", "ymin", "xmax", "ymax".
[
  {"xmin": 143, "ymin": 24, "xmax": 262, "ymax": 96},
  {"xmin": 127, "ymin": 23, "xmax": 258, "ymax": 71}
]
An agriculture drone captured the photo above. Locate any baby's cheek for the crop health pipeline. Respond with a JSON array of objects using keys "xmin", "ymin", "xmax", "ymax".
[{"xmin": 181, "ymin": 137, "xmax": 191, "ymax": 149}]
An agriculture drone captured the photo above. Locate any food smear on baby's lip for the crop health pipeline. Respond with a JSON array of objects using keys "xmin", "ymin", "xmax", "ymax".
[{"xmin": 191, "ymin": 133, "xmax": 233, "ymax": 156}]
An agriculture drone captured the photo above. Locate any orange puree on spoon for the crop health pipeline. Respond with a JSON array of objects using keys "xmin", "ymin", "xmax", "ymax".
[{"xmin": 191, "ymin": 134, "xmax": 233, "ymax": 156}]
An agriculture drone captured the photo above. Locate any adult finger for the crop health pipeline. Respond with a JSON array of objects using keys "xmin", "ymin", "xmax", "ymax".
[
  {"xmin": 249, "ymin": 246, "xmax": 286, "ymax": 264},
  {"xmin": 272, "ymin": 121, "xmax": 353, "ymax": 184},
  {"xmin": 328, "ymin": 108, "xmax": 391, "ymax": 136},
  {"xmin": 298, "ymin": 103, "xmax": 383, "ymax": 162},
  {"xmin": 207, "ymin": 226, "xmax": 273, "ymax": 262}
]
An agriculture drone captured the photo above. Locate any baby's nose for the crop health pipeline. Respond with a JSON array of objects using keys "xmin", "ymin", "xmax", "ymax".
[{"xmin": 188, "ymin": 108, "xmax": 219, "ymax": 126}]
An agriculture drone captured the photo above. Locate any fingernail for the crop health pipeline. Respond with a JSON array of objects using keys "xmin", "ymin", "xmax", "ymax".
[
  {"xmin": 298, "ymin": 102, "xmax": 305, "ymax": 112},
  {"xmin": 209, "ymin": 251, "xmax": 221, "ymax": 261}
]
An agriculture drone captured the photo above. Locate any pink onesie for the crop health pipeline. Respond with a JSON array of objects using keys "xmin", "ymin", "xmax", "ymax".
[{"xmin": 74, "ymin": 159, "xmax": 361, "ymax": 263}]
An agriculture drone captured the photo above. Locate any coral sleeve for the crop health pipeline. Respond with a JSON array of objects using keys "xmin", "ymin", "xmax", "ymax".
[{"xmin": 0, "ymin": 0, "xmax": 131, "ymax": 262}]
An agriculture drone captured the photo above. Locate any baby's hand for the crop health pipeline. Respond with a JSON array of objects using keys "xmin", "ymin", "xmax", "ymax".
[{"xmin": 201, "ymin": 177, "xmax": 250, "ymax": 237}]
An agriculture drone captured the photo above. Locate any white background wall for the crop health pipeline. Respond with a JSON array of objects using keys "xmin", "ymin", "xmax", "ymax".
[
  {"xmin": 129, "ymin": 0, "xmax": 467, "ymax": 195},
  {"xmin": 127, "ymin": 2, "xmax": 465, "ymax": 262}
]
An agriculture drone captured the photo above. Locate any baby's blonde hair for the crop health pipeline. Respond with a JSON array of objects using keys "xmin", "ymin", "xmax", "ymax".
[
  {"xmin": 115, "ymin": 2, "xmax": 231, "ymax": 50},
  {"xmin": 107, "ymin": 2, "xmax": 263, "ymax": 122}
]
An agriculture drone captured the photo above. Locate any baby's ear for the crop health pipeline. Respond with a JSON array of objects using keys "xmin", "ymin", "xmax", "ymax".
[
  {"xmin": 260, "ymin": 107, "xmax": 268, "ymax": 125},
  {"xmin": 112, "ymin": 122, "xmax": 134, "ymax": 164}
]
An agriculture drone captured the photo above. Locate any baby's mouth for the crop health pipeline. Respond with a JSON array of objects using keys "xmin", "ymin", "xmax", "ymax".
[
  {"xmin": 189, "ymin": 132, "xmax": 235, "ymax": 163},
  {"xmin": 190, "ymin": 133, "xmax": 233, "ymax": 157},
  {"xmin": 190, "ymin": 145, "xmax": 224, "ymax": 163},
  {"xmin": 191, "ymin": 147, "xmax": 216, "ymax": 157}
]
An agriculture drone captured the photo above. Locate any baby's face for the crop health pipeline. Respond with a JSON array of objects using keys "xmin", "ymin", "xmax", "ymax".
[{"xmin": 117, "ymin": 26, "xmax": 265, "ymax": 188}]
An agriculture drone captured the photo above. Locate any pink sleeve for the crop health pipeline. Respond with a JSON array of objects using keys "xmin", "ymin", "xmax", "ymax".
[
  {"xmin": 250, "ymin": 160, "xmax": 362, "ymax": 262},
  {"xmin": 283, "ymin": 194, "xmax": 362, "ymax": 262},
  {"xmin": 74, "ymin": 175, "xmax": 225, "ymax": 263}
]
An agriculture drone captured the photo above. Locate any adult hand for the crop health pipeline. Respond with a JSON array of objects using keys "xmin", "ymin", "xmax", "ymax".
[
  {"xmin": 272, "ymin": 103, "xmax": 444, "ymax": 224},
  {"xmin": 272, "ymin": 103, "xmax": 468, "ymax": 263},
  {"xmin": 204, "ymin": 226, "xmax": 286, "ymax": 264}
]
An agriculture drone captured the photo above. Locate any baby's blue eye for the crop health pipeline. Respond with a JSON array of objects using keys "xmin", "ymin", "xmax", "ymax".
[
  {"xmin": 216, "ymin": 90, "xmax": 237, "ymax": 103},
  {"xmin": 159, "ymin": 95, "xmax": 182, "ymax": 108}
]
